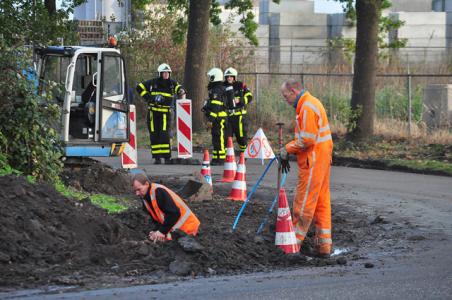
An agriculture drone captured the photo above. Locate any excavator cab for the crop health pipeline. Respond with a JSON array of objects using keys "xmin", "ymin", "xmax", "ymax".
[{"xmin": 36, "ymin": 46, "xmax": 130, "ymax": 157}]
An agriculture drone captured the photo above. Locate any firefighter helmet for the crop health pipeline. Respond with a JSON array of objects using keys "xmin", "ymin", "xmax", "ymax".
[
  {"xmin": 224, "ymin": 67, "xmax": 238, "ymax": 78},
  {"xmin": 157, "ymin": 63, "xmax": 172, "ymax": 76},
  {"xmin": 207, "ymin": 68, "xmax": 223, "ymax": 82}
]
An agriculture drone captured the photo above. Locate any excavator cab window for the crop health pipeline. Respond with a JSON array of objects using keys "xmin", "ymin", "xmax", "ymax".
[
  {"xmin": 39, "ymin": 55, "xmax": 70, "ymax": 103},
  {"xmin": 68, "ymin": 54, "xmax": 98, "ymax": 140}
]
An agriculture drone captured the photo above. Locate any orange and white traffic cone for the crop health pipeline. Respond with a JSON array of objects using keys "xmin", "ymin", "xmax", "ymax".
[
  {"xmin": 219, "ymin": 137, "xmax": 236, "ymax": 182},
  {"xmin": 275, "ymin": 188, "xmax": 300, "ymax": 254},
  {"xmin": 200, "ymin": 149, "xmax": 212, "ymax": 186},
  {"xmin": 227, "ymin": 152, "xmax": 247, "ymax": 201}
]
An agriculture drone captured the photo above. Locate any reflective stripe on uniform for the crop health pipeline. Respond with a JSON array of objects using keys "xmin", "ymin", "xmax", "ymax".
[
  {"xmin": 150, "ymin": 111, "xmax": 154, "ymax": 132},
  {"xmin": 318, "ymin": 238, "xmax": 332, "ymax": 245},
  {"xmin": 151, "ymin": 184, "xmax": 191, "ymax": 231},
  {"xmin": 300, "ymin": 152, "xmax": 316, "ymax": 217},
  {"xmin": 163, "ymin": 113, "xmax": 167, "ymax": 131},
  {"xmin": 151, "ymin": 107, "xmax": 170, "ymax": 112},
  {"xmin": 151, "ymin": 144, "xmax": 170, "ymax": 149},
  {"xmin": 220, "ymin": 119, "xmax": 225, "ymax": 154},
  {"xmin": 139, "ymin": 83, "xmax": 147, "ymax": 97},
  {"xmin": 152, "ymin": 149, "xmax": 171, "ymax": 154},
  {"xmin": 211, "ymin": 100, "xmax": 223, "ymax": 106},
  {"xmin": 316, "ymin": 228, "xmax": 332, "ymax": 235},
  {"xmin": 239, "ymin": 115, "xmax": 243, "ymax": 137},
  {"xmin": 151, "ymin": 91, "xmax": 172, "ymax": 97},
  {"xmin": 300, "ymin": 131, "xmax": 316, "ymax": 139},
  {"xmin": 319, "ymin": 124, "xmax": 330, "ymax": 133},
  {"xmin": 244, "ymin": 92, "xmax": 252, "ymax": 104},
  {"xmin": 317, "ymin": 134, "xmax": 332, "ymax": 143},
  {"xmin": 295, "ymin": 227, "xmax": 307, "ymax": 238}
]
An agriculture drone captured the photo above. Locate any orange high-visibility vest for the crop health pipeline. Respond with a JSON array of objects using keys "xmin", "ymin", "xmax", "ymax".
[{"xmin": 143, "ymin": 183, "xmax": 200, "ymax": 235}]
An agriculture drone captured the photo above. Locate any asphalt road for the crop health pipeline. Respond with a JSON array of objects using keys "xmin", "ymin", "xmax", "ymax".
[{"xmin": 4, "ymin": 150, "xmax": 452, "ymax": 299}]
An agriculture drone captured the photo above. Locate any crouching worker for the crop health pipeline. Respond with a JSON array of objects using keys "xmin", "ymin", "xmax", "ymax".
[{"xmin": 132, "ymin": 173, "xmax": 200, "ymax": 242}]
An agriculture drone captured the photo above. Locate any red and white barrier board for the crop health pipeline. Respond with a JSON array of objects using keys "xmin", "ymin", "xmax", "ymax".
[
  {"xmin": 176, "ymin": 99, "xmax": 193, "ymax": 158},
  {"xmin": 121, "ymin": 105, "xmax": 138, "ymax": 169}
]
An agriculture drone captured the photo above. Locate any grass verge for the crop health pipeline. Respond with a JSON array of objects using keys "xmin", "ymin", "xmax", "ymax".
[{"xmin": 54, "ymin": 181, "xmax": 129, "ymax": 213}]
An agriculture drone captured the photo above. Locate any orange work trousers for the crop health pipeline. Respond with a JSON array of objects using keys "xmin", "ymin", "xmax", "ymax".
[{"xmin": 292, "ymin": 149, "xmax": 332, "ymax": 255}]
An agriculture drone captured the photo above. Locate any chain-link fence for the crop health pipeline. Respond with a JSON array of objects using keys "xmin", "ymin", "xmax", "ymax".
[{"xmin": 239, "ymin": 71, "xmax": 452, "ymax": 141}]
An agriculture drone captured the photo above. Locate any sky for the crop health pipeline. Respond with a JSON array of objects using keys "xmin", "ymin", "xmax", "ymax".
[
  {"xmin": 314, "ymin": 0, "xmax": 344, "ymax": 14},
  {"xmin": 58, "ymin": 0, "xmax": 345, "ymax": 15}
]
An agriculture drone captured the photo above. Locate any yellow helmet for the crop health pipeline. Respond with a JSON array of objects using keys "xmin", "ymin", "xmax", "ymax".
[{"xmin": 207, "ymin": 68, "xmax": 223, "ymax": 82}]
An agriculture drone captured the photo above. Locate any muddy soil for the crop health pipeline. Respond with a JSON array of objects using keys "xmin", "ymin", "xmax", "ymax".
[{"xmin": 0, "ymin": 164, "xmax": 416, "ymax": 291}]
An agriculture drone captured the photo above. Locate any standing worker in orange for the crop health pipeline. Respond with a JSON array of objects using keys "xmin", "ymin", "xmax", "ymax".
[
  {"xmin": 132, "ymin": 173, "xmax": 200, "ymax": 242},
  {"xmin": 279, "ymin": 79, "xmax": 333, "ymax": 257}
]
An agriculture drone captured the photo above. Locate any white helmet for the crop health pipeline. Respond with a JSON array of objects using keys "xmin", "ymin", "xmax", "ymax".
[
  {"xmin": 224, "ymin": 67, "xmax": 238, "ymax": 78},
  {"xmin": 207, "ymin": 68, "xmax": 223, "ymax": 82},
  {"xmin": 157, "ymin": 63, "xmax": 172, "ymax": 76}
]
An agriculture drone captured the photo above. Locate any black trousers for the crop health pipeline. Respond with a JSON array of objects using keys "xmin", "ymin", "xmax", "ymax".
[
  {"xmin": 227, "ymin": 114, "xmax": 249, "ymax": 152},
  {"xmin": 147, "ymin": 109, "xmax": 171, "ymax": 159},
  {"xmin": 211, "ymin": 117, "xmax": 227, "ymax": 160}
]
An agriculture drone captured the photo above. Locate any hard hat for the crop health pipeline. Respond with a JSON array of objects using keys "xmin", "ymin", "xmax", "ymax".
[
  {"xmin": 157, "ymin": 63, "xmax": 172, "ymax": 75},
  {"xmin": 224, "ymin": 67, "xmax": 238, "ymax": 78},
  {"xmin": 108, "ymin": 36, "xmax": 117, "ymax": 47},
  {"xmin": 207, "ymin": 68, "xmax": 223, "ymax": 82}
]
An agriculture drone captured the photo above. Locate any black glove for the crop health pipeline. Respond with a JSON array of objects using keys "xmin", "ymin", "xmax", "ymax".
[
  {"xmin": 279, "ymin": 147, "xmax": 290, "ymax": 174},
  {"xmin": 280, "ymin": 157, "xmax": 290, "ymax": 174}
]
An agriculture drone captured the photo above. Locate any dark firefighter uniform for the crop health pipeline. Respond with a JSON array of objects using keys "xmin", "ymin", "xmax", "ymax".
[
  {"xmin": 203, "ymin": 81, "xmax": 230, "ymax": 163},
  {"xmin": 224, "ymin": 80, "xmax": 253, "ymax": 152},
  {"xmin": 136, "ymin": 77, "xmax": 184, "ymax": 162}
]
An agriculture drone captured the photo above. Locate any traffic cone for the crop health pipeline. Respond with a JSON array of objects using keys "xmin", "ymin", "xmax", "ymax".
[
  {"xmin": 275, "ymin": 188, "xmax": 300, "ymax": 254},
  {"xmin": 200, "ymin": 149, "xmax": 212, "ymax": 186},
  {"xmin": 219, "ymin": 137, "xmax": 236, "ymax": 182},
  {"xmin": 227, "ymin": 152, "xmax": 247, "ymax": 201}
]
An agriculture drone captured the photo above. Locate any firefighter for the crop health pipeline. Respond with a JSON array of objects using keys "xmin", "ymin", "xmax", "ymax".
[
  {"xmin": 279, "ymin": 78, "xmax": 333, "ymax": 258},
  {"xmin": 202, "ymin": 68, "xmax": 232, "ymax": 165},
  {"xmin": 223, "ymin": 67, "xmax": 253, "ymax": 153},
  {"xmin": 132, "ymin": 173, "xmax": 200, "ymax": 242},
  {"xmin": 136, "ymin": 63, "xmax": 186, "ymax": 164}
]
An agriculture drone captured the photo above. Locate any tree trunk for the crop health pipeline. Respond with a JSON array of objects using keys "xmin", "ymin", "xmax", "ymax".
[
  {"xmin": 347, "ymin": 0, "xmax": 381, "ymax": 141},
  {"xmin": 44, "ymin": 0, "xmax": 56, "ymax": 15},
  {"xmin": 184, "ymin": 0, "xmax": 211, "ymax": 132}
]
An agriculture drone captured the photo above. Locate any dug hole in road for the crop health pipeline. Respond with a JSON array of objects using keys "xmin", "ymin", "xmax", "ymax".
[{"xmin": 0, "ymin": 150, "xmax": 451, "ymax": 298}]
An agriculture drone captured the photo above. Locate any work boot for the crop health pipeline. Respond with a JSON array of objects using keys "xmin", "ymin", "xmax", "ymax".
[
  {"xmin": 154, "ymin": 158, "xmax": 162, "ymax": 165},
  {"xmin": 164, "ymin": 158, "xmax": 172, "ymax": 165},
  {"xmin": 316, "ymin": 244, "xmax": 332, "ymax": 259}
]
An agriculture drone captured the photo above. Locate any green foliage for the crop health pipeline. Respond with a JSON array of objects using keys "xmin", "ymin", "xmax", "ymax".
[
  {"xmin": 119, "ymin": 6, "xmax": 256, "ymax": 120},
  {"xmin": 0, "ymin": 0, "xmax": 80, "ymax": 47},
  {"xmin": 89, "ymin": 194, "xmax": 128, "ymax": 213},
  {"xmin": 157, "ymin": 0, "xmax": 266, "ymax": 46},
  {"xmin": 330, "ymin": 0, "xmax": 407, "ymax": 60},
  {"xmin": 376, "ymin": 85, "xmax": 423, "ymax": 122},
  {"xmin": 55, "ymin": 180, "xmax": 129, "ymax": 213},
  {"xmin": 0, "ymin": 45, "xmax": 63, "ymax": 182}
]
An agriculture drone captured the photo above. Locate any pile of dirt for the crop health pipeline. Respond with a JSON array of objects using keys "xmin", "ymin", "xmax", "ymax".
[
  {"xmin": 0, "ymin": 168, "xmax": 405, "ymax": 290},
  {"xmin": 60, "ymin": 159, "xmax": 133, "ymax": 195}
]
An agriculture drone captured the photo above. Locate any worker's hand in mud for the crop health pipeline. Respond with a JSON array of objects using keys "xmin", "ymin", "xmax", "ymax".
[{"xmin": 149, "ymin": 231, "xmax": 166, "ymax": 243}]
